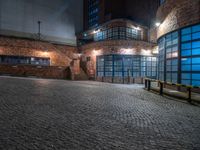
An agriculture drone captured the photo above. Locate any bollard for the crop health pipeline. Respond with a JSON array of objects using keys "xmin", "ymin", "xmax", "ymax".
[
  {"xmin": 159, "ymin": 82, "xmax": 163, "ymax": 95},
  {"xmin": 187, "ymin": 87, "xmax": 192, "ymax": 103},
  {"xmin": 147, "ymin": 80, "xmax": 151, "ymax": 91},
  {"xmin": 145, "ymin": 79, "xmax": 148, "ymax": 88}
]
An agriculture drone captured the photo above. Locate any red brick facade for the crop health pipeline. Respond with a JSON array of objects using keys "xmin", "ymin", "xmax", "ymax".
[
  {"xmin": 79, "ymin": 39, "xmax": 157, "ymax": 81},
  {"xmin": 0, "ymin": 36, "xmax": 80, "ymax": 79},
  {"xmin": 156, "ymin": 0, "xmax": 200, "ymax": 39}
]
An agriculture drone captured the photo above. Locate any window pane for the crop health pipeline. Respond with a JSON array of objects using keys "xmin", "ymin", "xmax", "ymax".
[
  {"xmin": 182, "ymin": 35, "xmax": 191, "ymax": 42},
  {"xmin": 181, "ymin": 43, "xmax": 191, "ymax": 49},
  {"xmin": 181, "ymin": 50, "xmax": 191, "ymax": 56},
  {"xmin": 192, "ymin": 65, "xmax": 200, "ymax": 71},
  {"xmin": 181, "ymin": 80, "xmax": 191, "ymax": 85},
  {"xmin": 182, "ymin": 73, "xmax": 191, "ymax": 79},
  {"xmin": 192, "ymin": 57, "xmax": 200, "ymax": 64},
  {"xmin": 181, "ymin": 58, "xmax": 191, "ymax": 64},
  {"xmin": 192, "ymin": 32, "xmax": 200, "ymax": 40},
  {"xmin": 192, "ymin": 48, "xmax": 200, "ymax": 55},
  {"xmin": 192, "ymin": 74, "xmax": 200, "ymax": 80},
  {"xmin": 192, "ymin": 41, "xmax": 200, "ymax": 48},
  {"xmin": 181, "ymin": 27, "xmax": 191, "ymax": 35},
  {"xmin": 192, "ymin": 24, "xmax": 200, "ymax": 32},
  {"xmin": 182, "ymin": 65, "xmax": 191, "ymax": 71},
  {"xmin": 192, "ymin": 81, "xmax": 200, "ymax": 86}
]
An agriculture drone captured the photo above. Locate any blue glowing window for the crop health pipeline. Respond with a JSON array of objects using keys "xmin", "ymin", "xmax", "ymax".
[
  {"xmin": 181, "ymin": 27, "xmax": 191, "ymax": 35},
  {"xmin": 192, "ymin": 57, "xmax": 200, "ymax": 64},
  {"xmin": 182, "ymin": 35, "xmax": 191, "ymax": 42},
  {"xmin": 192, "ymin": 24, "xmax": 200, "ymax": 32},
  {"xmin": 192, "ymin": 81, "xmax": 200, "ymax": 86},
  {"xmin": 181, "ymin": 58, "xmax": 191, "ymax": 64},
  {"xmin": 181, "ymin": 65, "xmax": 191, "ymax": 71},
  {"xmin": 192, "ymin": 48, "xmax": 200, "ymax": 55},
  {"xmin": 182, "ymin": 73, "xmax": 191, "ymax": 80},
  {"xmin": 181, "ymin": 43, "xmax": 191, "ymax": 49},
  {"xmin": 181, "ymin": 80, "xmax": 191, "ymax": 85},
  {"xmin": 192, "ymin": 65, "xmax": 200, "ymax": 71},
  {"xmin": 181, "ymin": 50, "xmax": 191, "ymax": 56},
  {"xmin": 192, "ymin": 32, "xmax": 200, "ymax": 40},
  {"xmin": 192, "ymin": 74, "xmax": 200, "ymax": 80},
  {"xmin": 192, "ymin": 41, "xmax": 200, "ymax": 48}
]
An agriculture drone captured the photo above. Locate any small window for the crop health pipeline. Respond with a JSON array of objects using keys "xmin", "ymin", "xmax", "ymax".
[
  {"xmin": 159, "ymin": 0, "xmax": 165, "ymax": 5},
  {"xmin": 87, "ymin": 57, "xmax": 91, "ymax": 61}
]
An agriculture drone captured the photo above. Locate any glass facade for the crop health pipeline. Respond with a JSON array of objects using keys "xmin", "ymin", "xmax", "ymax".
[
  {"xmin": 158, "ymin": 31, "xmax": 178, "ymax": 83},
  {"xmin": 94, "ymin": 27, "xmax": 142, "ymax": 41},
  {"xmin": 0, "ymin": 55, "xmax": 50, "ymax": 66},
  {"xmin": 159, "ymin": 0, "xmax": 165, "ymax": 5},
  {"xmin": 88, "ymin": 0, "xmax": 99, "ymax": 28},
  {"xmin": 181, "ymin": 24, "xmax": 200, "ymax": 86},
  {"xmin": 158, "ymin": 23, "xmax": 200, "ymax": 86},
  {"xmin": 97, "ymin": 54, "xmax": 157, "ymax": 78}
]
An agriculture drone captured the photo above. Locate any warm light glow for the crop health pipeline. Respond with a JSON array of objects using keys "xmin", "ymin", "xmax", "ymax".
[
  {"xmin": 38, "ymin": 51, "xmax": 50, "ymax": 57},
  {"xmin": 43, "ymin": 51, "xmax": 49, "ymax": 56},
  {"xmin": 78, "ymin": 53, "xmax": 82, "ymax": 57},
  {"xmin": 131, "ymin": 26, "xmax": 141, "ymax": 31},
  {"xmin": 135, "ymin": 27, "xmax": 141, "ymax": 30},
  {"xmin": 92, "ymin": 49, "xmax": 102, "ymax": 56},
  {"xmin": 93, "ymin": 29, "xmax": 100, "ymax": 34},
  {"xmin": 141, "ymin": 49, "xmax": 152, "ymax": 56},
  {"xmin": 120, "ymin": 48, "xmax": 134, "ymax": 55},
  {"xmin": 152, "ymin": 47, "xmax": 159, "ymax": 54},
  {"xmin": 155, "ymin": 22, "xmax": 161, "ymax": 27},
  {"xmin": 172, "ymin": 52, "xmax": 178, "ymax": 57}
]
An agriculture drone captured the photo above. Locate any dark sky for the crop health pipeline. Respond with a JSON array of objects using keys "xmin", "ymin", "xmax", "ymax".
[{"xmin": 0, "ymin": 0, "xmax": 83, "ymax": 45}]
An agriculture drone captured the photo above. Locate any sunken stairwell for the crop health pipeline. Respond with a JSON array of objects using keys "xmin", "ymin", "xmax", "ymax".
[{"xmin": 74, "ymin": 68, "xmax": 89, "ymax": 80}]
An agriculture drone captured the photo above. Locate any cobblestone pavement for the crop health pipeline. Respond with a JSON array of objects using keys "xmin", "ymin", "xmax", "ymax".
[{"xmin": 0, "ymin": 76, "xmax": 200, "ymax": 150}]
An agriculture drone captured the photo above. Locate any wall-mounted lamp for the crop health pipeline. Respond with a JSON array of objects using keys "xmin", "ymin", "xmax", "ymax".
[
  {"xmin": 93, "ymin": 29, "xmax": 101, "ymax": 34},
  {"xmin": 155, "ymin": 22, "xmax": 161, "ymax": 27}
]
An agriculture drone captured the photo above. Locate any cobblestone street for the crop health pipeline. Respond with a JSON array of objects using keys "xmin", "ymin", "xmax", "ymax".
[{"xmin": 0, "ymin": 76, "xmax": 200, "ymax": 150}]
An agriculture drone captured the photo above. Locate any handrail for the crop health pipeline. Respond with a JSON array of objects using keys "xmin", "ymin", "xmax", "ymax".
[{"xmin": 144, "ymin": 78, "xmax": 200, "ymax": 103}]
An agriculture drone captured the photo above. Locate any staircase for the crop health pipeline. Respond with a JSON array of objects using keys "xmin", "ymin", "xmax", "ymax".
[{"xmin": 74, "ymin": 68, "xmax": 89, "ymax": 80}]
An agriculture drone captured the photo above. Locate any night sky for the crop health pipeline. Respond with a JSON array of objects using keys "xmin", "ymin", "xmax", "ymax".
[{"xmin": 0, "ymin": 0, "xmax": 83, "ymax": 45}]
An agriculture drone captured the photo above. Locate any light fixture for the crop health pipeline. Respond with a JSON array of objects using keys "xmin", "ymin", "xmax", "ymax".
[
  {"xmin": 93, "ymin": 49, "xmax": 101, "ymax": 56},
  {"xmin": 135, "ymin": 26, "xmax": 141, "ymax": 30},
  {"xmin": 93, "ymin": 29, "xmax": 100, "ymax": 34},
  {"xmin": 155, "ymin": 22, "xmax": 161, "ymax": 27}
]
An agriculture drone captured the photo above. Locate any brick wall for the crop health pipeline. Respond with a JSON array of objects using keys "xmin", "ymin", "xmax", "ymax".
[
  {"xmin": 79, "ymin": 39, "xmax": 156, "ymax": 78},
  {"xmin": 156, "ymin": 0, "xmax": 200, "ymax": 39},
  {"xmin": 0, "ymin": 64, "xmax": 70, "ymax": 79},
  {"xmin": 0, "ymin": 36, "xmax": 81, "ymax": 79},
  {"xmin": 0, "ymin": 36, "xmax": 78, "ymax": 67}
]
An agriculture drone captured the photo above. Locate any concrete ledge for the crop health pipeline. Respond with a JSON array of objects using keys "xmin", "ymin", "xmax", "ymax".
[{"xmin": 0, "ymin": 64, "xmax": 71, "ymax": 79}]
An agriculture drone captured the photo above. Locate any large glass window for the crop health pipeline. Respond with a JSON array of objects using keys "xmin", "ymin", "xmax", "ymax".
[
  {"xmin": 94, "ymin": 27, "xmax": 142, "ymax": 41},
  {"xmin": 181, "ymin": 24, "xmax": 200, "ymax": 86},
  {"xmin": 0, "ymin": 55, "xmax": 50, "ymax": 66},
  {"xmin": 88, "ymin": 0, "xmax": 99, "ymax": 28},
  {"xmin": 97, "ymin": 54, "xmax": 157, "ymax": 78},
  {"xmin": 158, "ymin": 37, "xmax": 165, "ymax": 81},
  {"xmin": 158, "ymin": 23, "xmax": 200, "ymax": 86}
]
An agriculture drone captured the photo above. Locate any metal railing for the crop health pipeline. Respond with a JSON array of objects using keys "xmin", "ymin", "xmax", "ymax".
[{"xmin": 144, "ymin": 78, "xmax": 200, "ymax": 103}]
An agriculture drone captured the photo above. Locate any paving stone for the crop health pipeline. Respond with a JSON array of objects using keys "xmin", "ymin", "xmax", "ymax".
[{"xmin": 0, "ymin": 76, "xmax": 200, "ymax": 150}]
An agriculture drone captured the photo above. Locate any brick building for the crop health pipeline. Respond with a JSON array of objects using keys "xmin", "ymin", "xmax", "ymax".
[
  {"xmin": 79, "ymin": 0, "xmax": 159, "ymax": 83},
  {"xmin": 156, "ymin": 0, "xmax": 200, "ymax": 86},
  {"xmin": 78, "ymin": 19, "xmax": 158, "ymax": 83},
  {"xmin": 0, "ymin": 0, "xmax": 200, "ymax": 86},
  {"xmin": 0, "ymin": 0, "xmax": 83, "ymax": 80}
]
